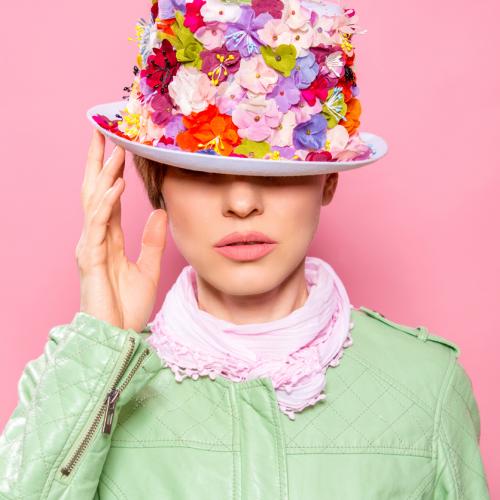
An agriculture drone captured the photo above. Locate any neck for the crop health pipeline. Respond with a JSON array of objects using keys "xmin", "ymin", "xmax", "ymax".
[{"xmin": 194, "ymin": 258, "xmax": 310, "ymax": 325}]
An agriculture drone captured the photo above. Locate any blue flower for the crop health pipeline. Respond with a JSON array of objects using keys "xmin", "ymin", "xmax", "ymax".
[
  {"xmin": 291, "ymin": 52, "xmax": 319, "ymax": 90},
  {"xmin": 293, "ymin": 113, "xmax": 327, "ymax": 150}
]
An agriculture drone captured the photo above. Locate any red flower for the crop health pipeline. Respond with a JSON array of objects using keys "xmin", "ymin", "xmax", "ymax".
[
  {"xmin": 305, "ymin": 151, "xmax": 333, "ymax": 162},
  {"xmin": 151, "ymin": 2, "xmax": 158, "ymax": 22},
  {"xmin": 300, "ymin": 75, "xmax": 333, "ymax": 106},
  {"xmin": 184, "ymin": 0, "xmax": 206, "ymax": 32},
  {"xmin": 92, "ymin": 115, "xmax": 130, "ymax": 140},
  {"xmin": 141, "ymin": 39, "xmax": 179, "ymax": 94},
  {"xmin": 252, "ymin": 0, "xmax": 284, "ymax": 18},
  {"xmin": 336, "ymin": 80, "xmax": 353, "ymax": 102},
  {"xmin": 92, "ymin": 114, "xmax": 119, "ymax": 132}
]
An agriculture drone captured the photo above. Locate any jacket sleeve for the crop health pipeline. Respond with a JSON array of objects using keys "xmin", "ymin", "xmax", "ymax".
[
  {"xmin": 433, "ymin": 358, "xmax": 490, "ymax": 499},
  {"xmin": 0, "ymin": 312, "xmax": 161, "ymax": 500}
]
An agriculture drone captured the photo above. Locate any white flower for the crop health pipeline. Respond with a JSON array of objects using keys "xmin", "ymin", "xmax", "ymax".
[
  {"xmin": 327, "ymin": 124, "xmax": 350, "ymax": 151},
  {"xmin": 302, "ymin": 0, "xmax": 344, "ymax": 17},
  {"xmin": 168, "ymin": 66, "xmax": 217, "ymax": 115},
  {"xmin": 135, "ymin": 18, "xmax": 161, "ymax": 66},
  {"xmin": 200, "ymin": 0, "xmax": 242, "ymax": 23}
]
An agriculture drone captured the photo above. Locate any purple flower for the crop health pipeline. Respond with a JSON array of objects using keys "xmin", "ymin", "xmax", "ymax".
[
  {"xmin": 200, "ymin": 47, "xmax": 241, "ymax": 85},
  {"xmin": 150, "ymin": 93, "xmax": 175, "ymax": 127},
  {"xmin": 140, "ymin": 76, "xmax": 155, "ymax": 99},
  {"xmin": 224, "ymin": 6, "xmax": 272, "ymax": 58},
  {"xmin": 268, "ymin": 76, "xmax": 301, "ymax": 112},
  {"xmin": 158, "ymin": 0, "xmax": 186, "ymax": 19},
  {"xmin": 273, "ymin": 146, "xmax": 296, "ymax": 159},
  {"xmin": 291, "ymin": 52, "xmax": 319, "ymax": 89},
  {"xmin": 165, "ymin": 114, "xmax": 186, "ymax": 140},
  {"xmin": 293, "ymin": 113, "xmax": 327, "ymax": 150}
]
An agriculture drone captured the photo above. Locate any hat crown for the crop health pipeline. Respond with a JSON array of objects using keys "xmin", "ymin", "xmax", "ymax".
[{"xmin": 92, "ymin": 0, "xmax": 377, "ymax": 164}]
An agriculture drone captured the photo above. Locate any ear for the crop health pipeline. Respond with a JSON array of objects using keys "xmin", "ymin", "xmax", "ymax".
[{"xmin": 322, "ymin": 173, "xmax": 339, "ymax": 205}]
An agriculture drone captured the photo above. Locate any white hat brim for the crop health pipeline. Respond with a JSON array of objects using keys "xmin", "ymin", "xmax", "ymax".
[{"xmin": 87, "ymin": 101, "xmax": 388, "ymax": 177}]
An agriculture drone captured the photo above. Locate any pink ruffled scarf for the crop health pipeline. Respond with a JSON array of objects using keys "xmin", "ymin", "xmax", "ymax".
[{"xmin": 147, "ymin": 256, "xmax": 354, "ymax": 420}]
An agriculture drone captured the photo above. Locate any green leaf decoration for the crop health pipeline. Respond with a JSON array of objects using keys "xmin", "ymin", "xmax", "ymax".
[
  {"xmin": 260, "ymin": 44, "xmax": 297, "ymax": 77},
  {"xmin": 234, "ymin": 139, "xmax": 271, "ymax": 158},
  {"xmin": 165, "ymin": 11, "xmax": 203, "ymax": 69}
]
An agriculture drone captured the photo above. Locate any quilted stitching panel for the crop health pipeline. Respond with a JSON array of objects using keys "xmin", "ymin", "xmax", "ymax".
[
  {"xmin": 0, "ymin": 315, "xmax": 130, "ymax": 499},
  {"xmin": 111, "ymin": 369, "xmax": 234, "ymax": 451},
  {"xmin": 280, "ymin": 349, "xmax": 435, "ymax": 456},
  {"xmin": 436, "ymin": 361, "xmax": 490, "ymax": 498}
]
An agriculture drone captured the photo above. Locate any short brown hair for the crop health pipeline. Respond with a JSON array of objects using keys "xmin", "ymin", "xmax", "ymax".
[{"xmin": 133, "ymin": 154, "xmax": 168, "ymax": 210}]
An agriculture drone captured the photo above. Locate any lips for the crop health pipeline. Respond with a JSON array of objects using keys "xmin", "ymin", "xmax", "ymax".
[
  {"xmin": 214, "ymin": 231, "xmax": 277, "ymax": 247},
  {"xmin": 214, "ymin": 231, "xmax": 278, "ymax": 261}
]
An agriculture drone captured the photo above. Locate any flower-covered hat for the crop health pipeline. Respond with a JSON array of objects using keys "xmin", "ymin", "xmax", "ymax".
[{"xmin": 88, "ymin": 0, "xmax": 388, "ymax": 176}]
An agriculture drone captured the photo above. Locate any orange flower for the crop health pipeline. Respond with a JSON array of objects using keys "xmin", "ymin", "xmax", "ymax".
[
  {"xmin": 342, "ymin": 98, "xmax": 362, "ymax": 135},
  {"xmin": 157, "ymin": 18, "xmax": 176, "ymax": 37},
  {"xmin": 176, "ymin": 105, "xmax": 241, "ymax": 156}
]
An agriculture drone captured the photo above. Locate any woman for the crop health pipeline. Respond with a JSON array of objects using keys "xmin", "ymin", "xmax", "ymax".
[
  {"xmin": 0, "ymin": 132, "xmax": 490, "ymax": 498},
  {"xmin": 0, "ymin": 0, "xmax": 490, "ymax": 496}
]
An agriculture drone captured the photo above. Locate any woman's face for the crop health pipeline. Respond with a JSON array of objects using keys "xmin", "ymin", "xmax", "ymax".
[{"xmin": 161, "ymin": 166, "xmax": 338, "ymax": 297}]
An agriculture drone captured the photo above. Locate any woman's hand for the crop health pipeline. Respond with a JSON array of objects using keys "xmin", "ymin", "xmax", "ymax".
[{"xmin": 76, "ymin": 129, "xmax": 168, "ymax": 332}]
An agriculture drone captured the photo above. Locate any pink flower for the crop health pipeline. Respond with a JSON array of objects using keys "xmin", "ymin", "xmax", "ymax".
[
  {"xmin": 257, "ymin": 19, "xmax": 292, "ymax": 47},
  {"xmin": 235, "ymin": 54, "xmax": 279, "ymax": 94},
  {"xmin": 269, "ymin": 110, "xmax": 296, "ymax": 147},
  {"xmin": 327, "ymin": 125, "xmax": 372, "ymax": 161},
  {"xmin": 331, "ymin": 8, "xmax": 367, "ymax": 57},
  {"xmin": 283, "ymin": 0, "xmax": 311, "ymax": 31},
  {"xmin": 195, "ymin": 22, "xmax": 227, "ymax": 50},
  {"xmin": 138, "ymin": 104, "xmax": 166, "ymax": 144},
  {"xmin": 232, "ymin": 96, "xmax": 283, "ymax": 141},
  {"xmin": 215, "ymin": 79, "xmax": 246, "ymax": 114},
  {"xmin": 311, "ymin": 15, "xmax": 335, "ymax": 46},
  {"xmin": 291, "ymin": 96, "xmax": 322, "ymax": 124}
]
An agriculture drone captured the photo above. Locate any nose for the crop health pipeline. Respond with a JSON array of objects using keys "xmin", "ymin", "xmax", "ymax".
[{"xmin": 221, "ymin": 177, "xmax": 264, "ymax": 218}]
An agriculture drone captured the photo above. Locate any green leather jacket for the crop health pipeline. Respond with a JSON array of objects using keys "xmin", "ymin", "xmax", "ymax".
[{"xmin": 0, "ymin": 306, "xmax": 490, "ymax": 499}]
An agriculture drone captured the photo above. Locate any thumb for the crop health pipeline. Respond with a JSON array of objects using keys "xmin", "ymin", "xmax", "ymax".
[{"xmin": 136, "ymin": 209, "xmax": 168, "ymax": 283}]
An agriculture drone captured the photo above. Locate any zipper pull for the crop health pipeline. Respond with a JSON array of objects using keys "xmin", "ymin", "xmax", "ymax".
[{"xmin": 102, "ymin": 388, "xmax": 120, "ymax": 434}]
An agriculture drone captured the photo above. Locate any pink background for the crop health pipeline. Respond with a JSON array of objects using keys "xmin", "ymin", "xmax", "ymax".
[{"xmin": 1, "ymin": 0, "xmax": 498, "ymax": 494}]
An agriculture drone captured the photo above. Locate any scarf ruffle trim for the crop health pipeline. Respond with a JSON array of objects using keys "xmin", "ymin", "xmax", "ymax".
[{"xmin": 148, "ymin": 316, "xmax": 354, "ymax": 420}]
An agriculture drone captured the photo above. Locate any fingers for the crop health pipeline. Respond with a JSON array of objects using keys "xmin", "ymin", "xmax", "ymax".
[
  {"xmin": 107, "ymin": 176, "xmax": 125, "ymax": 249},
  {"xmin": 89, "ymin": 145, "xmax": 125, "ymax": 217},
  {"xmin": 86, "ymin": 176, "xmax": 126, "ymax": 248},
  {"xmin": 82, "ymin": 133, "xmax": 125, "ymax": 224},
  {"xmin": 136, "ymin": 209, "xmax": 168, "ymax": 284},
  {"xmin": 82, "ymin": 129, "xmax": 105, "ymax": 208}
]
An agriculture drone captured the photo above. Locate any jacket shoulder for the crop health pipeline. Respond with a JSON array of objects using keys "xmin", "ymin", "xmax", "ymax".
[
  {"xmin": 353, "ymin": 305, "xmax": 461, "ymax": 358},
  {"xmin": 344, "ymin": 305, "xmax": 463, "ymax": 415}
]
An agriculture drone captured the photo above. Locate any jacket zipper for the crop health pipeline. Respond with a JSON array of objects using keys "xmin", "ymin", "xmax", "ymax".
[{"xmin": 60, "ymin": 336, "xmax": 150, "ymax": 476}]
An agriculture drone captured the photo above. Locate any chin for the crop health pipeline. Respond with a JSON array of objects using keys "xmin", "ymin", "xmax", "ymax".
[{"xmin": 199, "ymin": 254, "xmax": 301, "ymax": 296}]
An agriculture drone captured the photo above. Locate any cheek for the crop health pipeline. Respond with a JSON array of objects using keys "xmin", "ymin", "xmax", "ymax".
[
  {"xmin": 162, "ymin": 182, "xmax": 215, "ymax": 246},
  {"xmin": 271, "ymin": 187, "xmax": 322, "ymax": 236}
]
